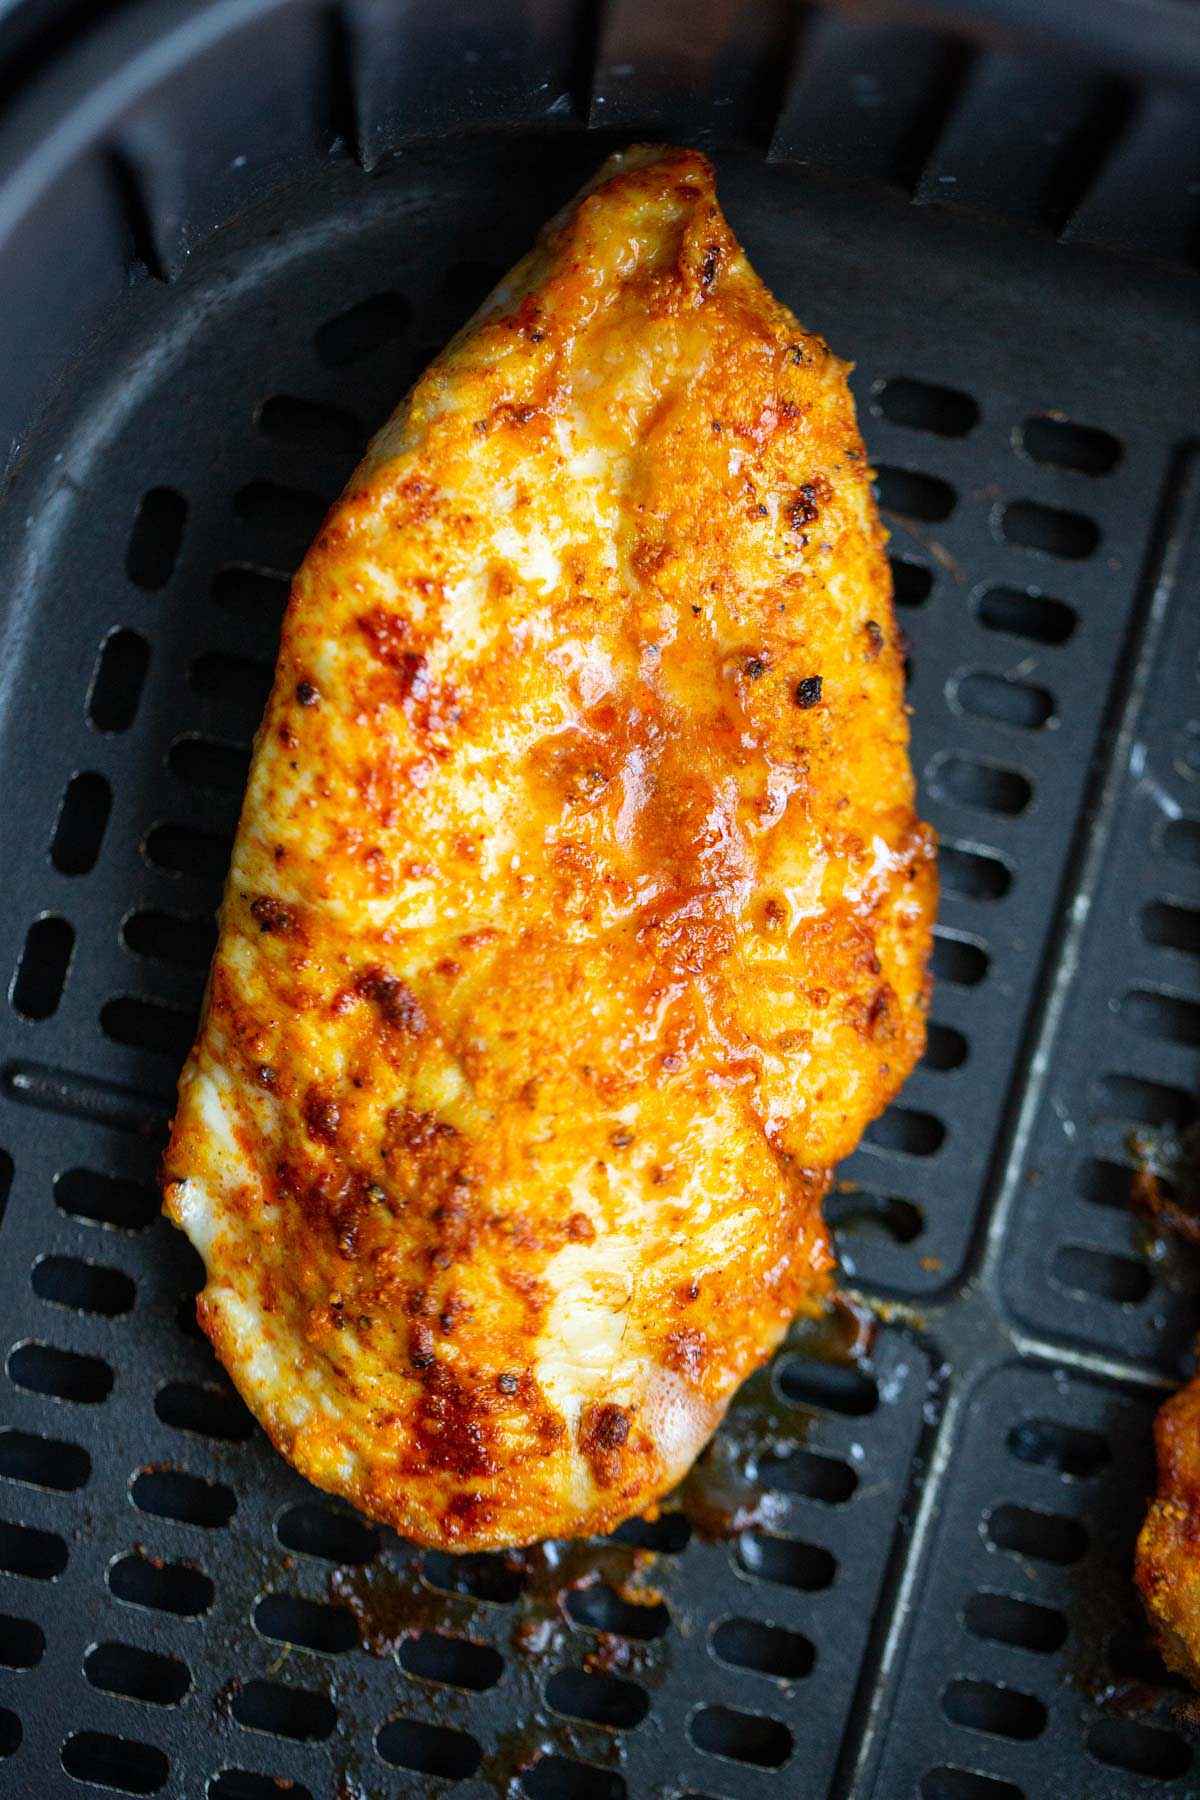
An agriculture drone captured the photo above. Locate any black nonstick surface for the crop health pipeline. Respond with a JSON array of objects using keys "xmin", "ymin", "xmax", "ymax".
[{"xmin": 2, "ymin": 8, "xmax": 1200, "ymax": 1795}]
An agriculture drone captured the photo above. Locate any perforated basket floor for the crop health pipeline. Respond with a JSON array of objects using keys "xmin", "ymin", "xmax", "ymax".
[{"xmin": 3, "ymin": 76, "xmax": 1200, "ymax": 1800}]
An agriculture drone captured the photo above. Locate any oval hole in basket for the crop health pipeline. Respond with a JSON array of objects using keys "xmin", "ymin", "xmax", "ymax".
[
  {"xmin": 826, "ymin": 1189, "xmax": 924, "ymax": 1245},
  {"xmin": 546, "ymin": 1667, "xmax": 648, "ymax": 1728},
  {"xmin": 1001, "ymin": 499, "xmax": 1098, "ymax": 559},
  {"xmin": 565, "ymin": 1583, "xmax": 670, "ymax": 1640},
  {"xmin": 941, "ymin": 1677, "xmax": 1046, "ymax": 1740},
  {"xmin": 275, "ymin": 1502, "xmax": 378, "ymax": 1563},
  {"xmin": 155, "ymin": 1380, "xmax": 254, "ymax": 1443},
  {"xmin": 1077, "ymin": 1157, "xmax": 1134, "ymax": 1209},
  {"xmin": 890, "ymin": 556, "xmax": 933, "ymax": 607},
  {"xmin": 51, "ymin": 771, "xmax": 112, "ymax": 875},
  {"xmin": 61, "ymin": 1730, "xmax": 168, "ymax": 1794},
  {"xmin": 315, "ymin": 292, "xmax": 412, "ymax": 367},
  {"xmin": 610, "ymin": 1512, "xmax": 691, "ymax": 1553},
  {"xmin": 85, "ymin": 1640, "xmax": 190, "ymax": 1706},
  {"xmin": 1019, "ymin": 414, "xmax": 1121, "ymax": 475},
  {"xmin": 209, "ymin": 1776, "xmax": 314, "ymax": 1800},
  {"xmin": 954, "ymin": 670, "xmax": 1055, "ymax": 730},
  {"xmin": 938, "ymin": 843, "xmax": 1012, "ymax": 901},
  {"xmin": 257, "ymin": 395, "xmax": 361, "ymax": 458},
  {"xmin": 127, "ymin": 487, "xmax": 187, "ymax": 589},
  {"xmin": 376, "ymin": 1715, "xmax": 481, "ymax": 1778},
  {"xmin": 8, "ymin": 1340, "xmax": 112, "ymax": 1403},
  {"xmin": 1087, "ymin": 1716, "xmax": 1191, "ymax": 1780},
  {"xmin": 168, "ymin": 734, "xmax": 250, "ymax": 795},
  {"xmin": 131, "ymin": 1468, "xmax": 236, "ymax": 1529},
  {"xmin": 254, "ymin": 1593, "xmax": 357, "ymax": 1655},
  {"xmin": 985, "ymin": 1502, "xmax": 1087, "ymax": 1564},
  {"xmin": 211, "ymin": 563, "xmax": 290, "ymax": 617},
  {"xmin": 875, "ymin": 465, "xmax": 956, "ymax": 522},
  {"xmin": 689, "ymin": 1703, "xmax": 793, "ymax": 1768},
  {"xmin": 865, "ymin": 1105, "xmax": 946, "ymax": 1157},
  {"xmin": 711, "ymin": 1616, "xmax": 815, "ymax": 1680},
  {"xmin": 143, "ymin": 821, "xmax": 232, "ymax": 882},
  {"xmin": 32, "ymin": 1254, "xmax": 134, "ymax": 1316},
  {"xmin": 775, "ymin": 1359, "xmax": 878, "ymax": 1416},
  {"xmin": 1119, "ymin": 988, "xmax": 1200, "ymax": 1046},
  {"xmin": 109, "ymin": 1552, "xmax": 213, "ymax": 1618},
  {"xmin": 0, "ymin": 1612, "xmax": 44, "ymax": 1668},
  {"xmin": 399, "ymin": 1631, "xmax": 503, "ymax": 1691},
  {"xmin": 0, "ymin": 1518, "xmax": 68, "ymax": 1579},
  {"xmin": 11, "ymin": 915, "xmax": 74, "ymax": 1020},
  {"xmin": 521, "ymin": 1756, "xmax": 625, "ymax": 1800},
  {"xmin": 964, "ymin": 1590, "xmax": 1067, "ymax": 1654},
  {"xmin": 55, "ymin": 1167, "xmax": 158, "ymax": 1232},
  {"xmin": 923, "ymin": 1022, "xmax": 969, "ymax": 1071},
  {"xmin": 188, "ymin": 651, "xmax": 273, "ymax": 735},
  {"xmin": 1142, "ymin": 899, "xmax": 1200, "ymax": 956},
  {"xmin": 1007, "ymin": 1418, "xmax": 1109, "ymax": 1478},
  {"xmin": 976, "ymin": 584, "xmax": 1076, "ymax": 645},
  {"xmin": 229, "ymin": 1679, "xmax": 335, "ymax": 1742},
  {"xmin": 921, "ymin": 1770, "xmax": 1023, "ymax": 1800},
  {"xmin": 736, "ymin": 1531, "xmax": 836, "ymax": 1590},
  {"xmin": 877, "ymin": 377, "xmax": 978, "ymax": 437},
  {"xmin": 0, "ymin": 1709, "xmax": 18, "ymax": 1757},
  {"xmin": 233, "ymin": 480, "xmax": 328, "ymax": 545},
  {"xmin": 930, "ymin": 930, "xmax": 989, "ymax": 986},
  {"xmin": 927, "ymin": 753, "xmax": 1031, "ymax": 817},
  {"xmin": 1051, "ymin": 1243, "xmax": 1151, "ymax": 1304},
  {"xmin": 89, "ymin": 629, "xmax": 150, "ymax": 733},
  {"xmin": 422, "ymin": 1548, "xmax": 524, "ymax": 1602},
  {"xmin": 1091, "ymin": 1072, "xmax": 1196, "ymax": 1129},
  {"xmin": 210, "ymin": 1776, "xmax": 315, "ymax": 1800},
  {"xmin": 756, "ymin": 1447, "xmax": 856, "ymax": 1503},
  {"xmin": 101, "ymin": 995, "xmax": 196, "ymax": 1064},
  {"xmin": 122, "ymin": 909, "xmax": 216, "ymax": 970},
  {"xmin": 0, "ymin": 1428, "xmax": 90, "ymax": 1493}
]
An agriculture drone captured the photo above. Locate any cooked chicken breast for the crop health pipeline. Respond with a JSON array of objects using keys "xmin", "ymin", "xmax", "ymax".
[
  {"xmin": 1138, "ymin": 1373, "xmax": 1200, "ymax": 1684},
  {"xmin": 163, "ymin": 144, "xmax": 935, "ymax": 1549}
]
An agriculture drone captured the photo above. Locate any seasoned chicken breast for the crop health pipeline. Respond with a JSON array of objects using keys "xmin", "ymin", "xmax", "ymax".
[
  {"xmin": 1139, "ymin": 1372, "xmax": 1200, "ymax": 1684},
  {"xmin": 163, "ymin": 145, "xmax": 935, "ymax": 1549}
]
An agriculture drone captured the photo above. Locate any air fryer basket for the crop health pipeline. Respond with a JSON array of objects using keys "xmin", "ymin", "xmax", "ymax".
[{"xmin": 1, "ymin": 2, "xmax": 1200, "ymax": 1795}]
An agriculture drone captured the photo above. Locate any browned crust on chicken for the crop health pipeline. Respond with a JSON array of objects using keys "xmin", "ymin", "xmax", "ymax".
[{"xmin": 162, "ymin": 144, "xmax": 935, "ymax": 1549}]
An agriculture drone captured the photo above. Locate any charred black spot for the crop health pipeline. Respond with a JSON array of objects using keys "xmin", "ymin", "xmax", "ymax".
[
  {"xmin": 788, "ymin": 485, "xmax": 820, "ymax": 535},
  {"xmin": 795, "ymin": 676, "xmax": 823, "ymax": 709},
  {"xmin": 302, "ymin": 1089, "xmax": 340, "ymax": 1144},
  {"xmin": 700, "ymin": 245, "xmax": 721, "ymax": 290},
  {"xmin": 497, "ymin": 1372, "xmax": 519, "ymax": 1396},
  {"xmin": 358, "ymin": 968, "xmax": 426, "ymax": 1035},
  {"xmin": 744, "ymin": 657, "xmax": 766, "ymax": 680},
  {"xmin": 250, "ymin": 895, "xmax": 295, "ymax": 934},
  {"xmin": 255, "ymin": 1063, "xmax": 277, "ymax": 1090},
  {"xmin": 865, "ymin": 619, "xmax": 885, "ymax": 657},
  {"xmin": 295, "ymin": 680, "xmax": 318, "ymax": 707},
  {"xmin": 583, "ymin": 1403, "xmax": 631, "ymax": 1453}
]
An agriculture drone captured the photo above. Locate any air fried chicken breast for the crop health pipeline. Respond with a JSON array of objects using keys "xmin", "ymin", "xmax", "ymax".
[
  {"xmin": 1138, "ymin": 1374, "xmax": 1200, "ymax": 1684},
  {"xmin": 163, "ymin": 145, "xmax": 935, "ymax": 1549}
]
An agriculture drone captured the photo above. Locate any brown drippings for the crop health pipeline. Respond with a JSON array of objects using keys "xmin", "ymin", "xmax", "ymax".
[
  {"xmin": 671, "ymin": 1291, "xmax": 876, "ymax": 1541},
  {"xmin": 791, "ymin": 1289, "xmax": 878, "ymax": 1364},
  {"xmin": 330, "ymin": 1556, "xmax": 484, "ymax": 1656}
]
